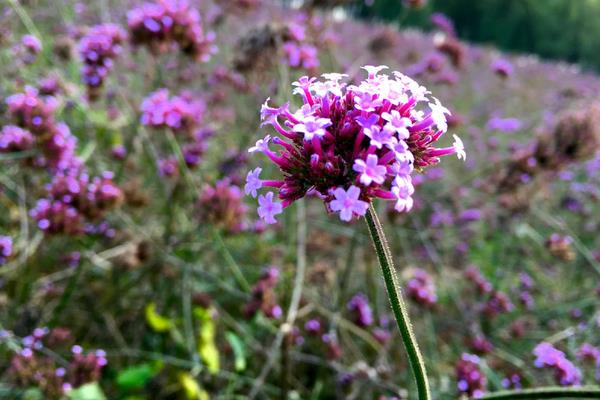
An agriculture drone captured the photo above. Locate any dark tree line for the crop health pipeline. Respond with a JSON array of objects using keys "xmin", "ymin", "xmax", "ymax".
[{"xmin": 356, "ymin": 0, "xmax": 600, "ymax": 71}]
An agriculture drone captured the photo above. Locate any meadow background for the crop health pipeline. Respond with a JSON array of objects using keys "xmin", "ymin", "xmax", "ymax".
[{"xmin": 0, "ymin": 0, "xmax": 599, "ymax": 399}]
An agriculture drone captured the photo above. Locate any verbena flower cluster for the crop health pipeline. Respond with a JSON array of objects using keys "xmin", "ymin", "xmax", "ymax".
[
  {"xmin": 19, "ymin": 34, "xmax": 42, "ymax": 64},
  {"xmin": 4, "ymin": 86, "xmax": 79, "ymax": 172},
  {"xmin": 469, "ymin": 335, "xmax": 494, "ymax": 355},
  {"xmin": 517, "ymin": 272, "xmax": 535, "ymax": 309},
  {"xmin": 347, "ymin": 293, "xmax": 374, "ymax": 327},
  {"xmin": 482, "ymin": 290, "xmax": 514, "ymax": 317},
  {"xmin": 30, "ymin": 171, "xmax": 123, "ymax": 235},
  {"xmin": 78, "ymin": 24, "xmax": 126, "ymax": 100},
  {"xmin": 3, "ymin": 85, "xmax": 123, "ymax": 235},
  {"xmin": 127, "ymin": 0, "xmax": 217, "ymax": 62},
  {"xmin": 464, "ymin": 265, "xmax": 493, "ymax": 294},
  {"xmin": 243, "ymin": 266, "xmax": 282, "ymax": 319},
  {"xmin": 0, "ymin": 235, "xmax": 12, "ymax": 265},
  {"xmin": 282, "ymin": 22, "xmax": 319, "ymax": 71},
  {"xmin": 577, "ymin": 343, "xmax": 600, "ymax": 381},
  {"xmin": 456, "ymin": 353, "xmax": 486, "ymax": 398},
  {"xmin": 533, "ymin": 342, "xmax": 582, "ymax": 386},
  {"xmin": 140, "ymin": 88, "xmax": 205, "ymax": 134},
  {"xmin": 545, "ymin": 233, "xmax": 575, "ymax": 261},
  {"xmin": 464, "ymin": 266, "xmax": 513, "ymax": 317},
  {"xmin": 196, "ymin": 179, "xmax": 249, "ymax": 234},
  {"xmin": 245, "ymin": 66, "xmax": 464, "ymax": 224},
  {"xmin": 140, "ymin": 90, "xmax": 211, "ymax": 176},
  {"xmin": 6, "ymin": 327, "xmax": 107, "ymax": 399},
  {"xmin": 406, "ymin": 268, "xmax": 437, "ymax": 307},
  {"xmin": 0, "ymin": 125, "xmax": 35, "ymax": 153}
]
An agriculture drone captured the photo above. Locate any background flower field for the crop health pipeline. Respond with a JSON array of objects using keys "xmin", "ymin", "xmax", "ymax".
[{"xmin": 0, "ymin": 0, "xmax": 599, "ymax": 399}]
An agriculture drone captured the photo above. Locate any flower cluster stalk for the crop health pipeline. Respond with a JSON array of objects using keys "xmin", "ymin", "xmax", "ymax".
[{"xmin": 365, "ymin": 204, "xmax": 431, "ymax": 400}]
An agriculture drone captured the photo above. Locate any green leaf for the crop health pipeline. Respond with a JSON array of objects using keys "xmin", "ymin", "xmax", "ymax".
[
  {"xmin": 116, "ymin": 362, "xmax": 162, "ymax": 390},
  {"xmin": 225, "ymin": 332, "xmax": 246, "ymax": 372},
  {"xmin": 67, "ymin": 382, "xmax": 106, "ymax": 400},
  {"xmin": 194, "ymin": 307, "xmax": 220, "ymax": 374},
  {"xmin": 145, "ymin": 303, "xmax": 173, "ymax": 333}
]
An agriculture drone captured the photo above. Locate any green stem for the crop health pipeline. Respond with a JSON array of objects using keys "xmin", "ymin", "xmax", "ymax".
[
  {"xmin": 364, "ymin": 204, "xmax": 430, "ymax": 400},
  {"xmin": 479, "ymin": 387, "xmax": 600, "ymax": 399}
]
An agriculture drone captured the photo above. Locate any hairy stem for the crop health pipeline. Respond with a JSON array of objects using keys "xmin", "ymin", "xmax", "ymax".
[
  {"xmin": 365, "ymin": 204, "xmax": 431, "ymax": 400},
  {"xmin": 479, "ymin": 387, "xmax": 600, "ymax": 399}
]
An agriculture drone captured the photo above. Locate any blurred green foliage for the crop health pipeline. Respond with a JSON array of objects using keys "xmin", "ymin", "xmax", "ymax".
[{"xmin": 358, "ymin": 0, "xmax": 600, "ymax": 71}]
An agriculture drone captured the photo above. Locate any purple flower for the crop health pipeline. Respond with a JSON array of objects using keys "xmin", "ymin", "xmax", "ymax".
[
  {"xmin": 356, "ymin": 114, "xmax": 380, "ymax": 135},
  {"xmin": 459, "ymin": 208, "xmax": 482, "ymax": 223},
  {"xmin": 140, "ymin": 89, "xmax": 205, "ymax": 133},
  {"xmin": 248, "ymin": 135, "xmax": 271, "ymax": 153},
  {"xmin": 353, "ymin": 154, "xmax": 387, "ymax": 186},
  {"xmin": 431, "ymin": 13, "xmax": 456, "ymax": 37},
  {"xmin": 127, "ymin": 0, "xmax": 216, "ymax": 62},
  {"xmin": 456, "ymin": 353, "xmax": 486, "ymax": 398},
  {"xmin": 304, "ymin": 319, "xmax": 322, "ymax": 334},
  {"xmin": 245, "ymin": 67, "xmax": 462, "ymax": 223},
  {"xmin": 293, "ymin": 116, "xmax": 332, "ymax": 141},
  {"xmin": 364, "ymin": 126, "xmax": 396, "ymax": 149},
  {"xmin": 0, "ymin": 125, "xmax": 35, "ymax": 153},
  {"xmin": 245, "ymin": 167, "xmax": 263, "ymax": 198},
  {"xmin": 260, "ymin": 98, "xmax": 286, "ymax": 127},
  {"xmin": 354, "ymin": 91, "xmax": 381, "ymax": 112},
  {"xmin": 22, "ymin": 34, "xmax": 42, "ymax": 54},
  {"xmin": 391, "ymin": 176, "xmax": 414, "ymax": 212},
  {"xmin": 406, "ymin": 268, "xmax": 437, "ymax": 307},
  {"xmin": 347, "ymin": 293, "xmax": 373, "ymax": 327},
  {"xmin": 0, "ymin": 236, "xmax": 12, "ymax": 265},
  {"xmin": 78, "ymin": 24, "xmax": 126, "ymax": 100},
  {"xmin": 491, "ymin": 58, "xmax": 514, "ymax": 78},
  {"xmin": 533, "ymin": 342, "xmax": 581, "ymax": 386},
  {"xmin": 257, "ymin": 192, "xmax": 282, "ymax": 225},
  {"xmin": 486, "ymin": 117, "xmax": 522, "ymax": 133},
  {"xmin": 329, "ymin": 186, "xmax": 369, "ymax": 222},
  {"xmin": 197, "ymin": 179, "xmax": 249, "ymax": 234},
  {"xmin": 382, "ymin": 110, "xmax": 412, "ymax": 139}
]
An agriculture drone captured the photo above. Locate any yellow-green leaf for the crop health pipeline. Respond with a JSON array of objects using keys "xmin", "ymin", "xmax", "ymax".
[
  {"xmin": 225, "ymin": 332, "xmax": 246, "ymax": 372},
  {"xmin": 67, "ymin": 382, "xmax": 107, "ymax": 400},
  {"xmin": 194, "ymin": 307, "xmax": 220, "ymax": 374},
  {"xmin": 145, "ymin": 303, "xmax": 172, "ymax": 333},
  {"xmin": 178, "ymin": 372, "xmax": 209, "ymax": 400}
]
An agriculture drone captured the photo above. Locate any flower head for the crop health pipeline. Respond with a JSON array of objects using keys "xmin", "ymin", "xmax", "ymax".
[
  {"xmin": 245, "ymin": 67, "xmax": 462, "ymax": 222},
  {"xmin": 127, "ymin": 0, "xmax": 217, "ymax": 62}
]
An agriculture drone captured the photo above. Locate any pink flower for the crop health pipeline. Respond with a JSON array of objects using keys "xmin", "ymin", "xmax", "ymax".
[
  {"xmin": 329, "ymin": 186, "xmax": 369, "ymax": 222},
  {"xmin": 353, "ymin": 154, "xmax": 387, "ymax": 186},
  {"xmin": 257, "ymin": 192, "xmax": 283, "ymax": 224}
]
